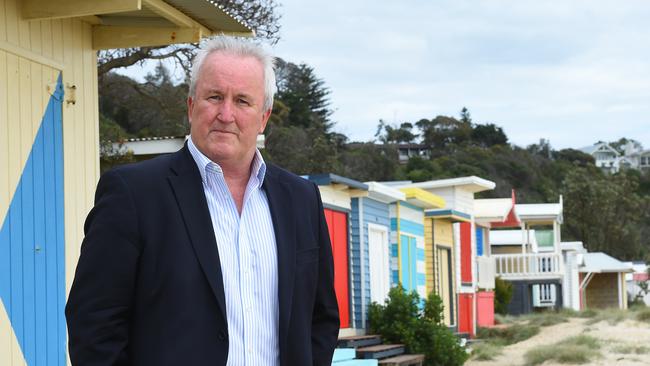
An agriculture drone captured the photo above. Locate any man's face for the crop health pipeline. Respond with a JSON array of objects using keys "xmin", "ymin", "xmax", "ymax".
[{"xmin": 187, "ymin": 52, "xmax": 271, "ymax": 166}]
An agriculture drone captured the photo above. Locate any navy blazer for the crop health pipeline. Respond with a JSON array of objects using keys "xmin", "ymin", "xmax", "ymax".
[{"xmin": 65, "ymin": 145, "xmax": 340, "ymax": 365}]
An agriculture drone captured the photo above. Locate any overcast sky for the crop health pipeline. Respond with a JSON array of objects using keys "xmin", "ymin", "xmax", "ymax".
[
  {"xmin": 269, "ymin": 0, "xmax": 650, "ymax": 149},
  {"xmin": 118, "ymin": 0, "xmax": 650, "ymax": 150}
]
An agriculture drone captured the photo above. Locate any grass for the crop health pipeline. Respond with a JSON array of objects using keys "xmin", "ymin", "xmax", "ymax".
[
  {"xmin": 525, "ymin": 311, "xmax": 570, "ymax": 327},
  {"xmin": 477, "ymin": 323, "xmax": 540, "ymax": 346},
  {"xmin": 585, "ymin": 308, "xmax": 629, "ymax": 325},
  {"xmin": 523, "ymin": 335, "xmax": 601, "ymax": 366},
  {"xmin": 613, "ymin": 343, "xmax": 650, "ymax": 355},
  {"xmin": 470, "ymin": 342, "xmax": 503, "ymax": 361},
  {"xmin": 636, "ymin": 308, "xmax": 650, "ymax": 323}
]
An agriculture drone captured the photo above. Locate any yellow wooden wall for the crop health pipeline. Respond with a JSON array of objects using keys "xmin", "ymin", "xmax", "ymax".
[{"xmin": 1, "ymin": 0, "xmax": 99, "ymax": 363}]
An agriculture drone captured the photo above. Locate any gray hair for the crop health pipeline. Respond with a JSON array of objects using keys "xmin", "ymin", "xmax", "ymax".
[{"xmin": 189, "ymin": 36, "xmax": 277, "ymax": 111}]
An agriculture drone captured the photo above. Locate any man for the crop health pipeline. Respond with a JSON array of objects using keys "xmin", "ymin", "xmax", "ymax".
[{"xmin": 66, "ymin": 37, "xmax": 340, "ymax": 366}]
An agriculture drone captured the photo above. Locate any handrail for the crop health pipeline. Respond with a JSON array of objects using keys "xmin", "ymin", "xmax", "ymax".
[{"xmin": 492, "ymin": 253, "xmax": 563, "ymax": 278}]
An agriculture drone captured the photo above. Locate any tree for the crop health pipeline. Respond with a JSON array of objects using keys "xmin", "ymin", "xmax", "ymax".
[
  {"xmin": 97, "ymin": 0, "xmax": 281, "ymax": 77},
  {"xmin": 274, "ymin": 58, "xmax": 332, "ymax": 131},
  {"xmin": 562, "ymin": 168, "xmax": 648, "ymax": 259},
  {"xmin": 99, "ymin": 64, "xmax": 189, "ymax": 137},
  {"xmin": 471, "ymin": 123, "xmax": 508, "ymax": 147},
  {"xmin": 263, "ymin": 59, "xmax": 342, "ymax": 174},
  {"xmin": 375, "ymin": 120, "xmax": 417, "ymax": 144}
]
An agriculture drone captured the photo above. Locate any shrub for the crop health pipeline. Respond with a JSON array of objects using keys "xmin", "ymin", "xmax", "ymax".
[
  {"xmin": 494, "ymin": 277, "xmax": 513, "ymax": 315},
  {"xmin": 368, "ymin": 286, "xmax": 469, "ymax": 366}
]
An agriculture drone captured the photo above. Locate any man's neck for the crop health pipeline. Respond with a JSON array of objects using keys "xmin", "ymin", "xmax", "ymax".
[{"xmin": 218, "ymin": 155, "xmax": 256, "ymax": 215}]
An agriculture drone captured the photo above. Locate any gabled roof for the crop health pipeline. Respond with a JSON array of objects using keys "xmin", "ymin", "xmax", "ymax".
[
  {"xmin": 407, "ymin": 176, "xmax": 496, "ymax": 193},
  {"xmin": 579, "ymin": 252, "xmax": 633, "ymax": 273},
  {"xmin": 364, "ymin": 181, "xmax": 406, "ymax": 203},
  {"xmin": 578, "ymin": 142, "xmax": 620, "ymax": 157}
]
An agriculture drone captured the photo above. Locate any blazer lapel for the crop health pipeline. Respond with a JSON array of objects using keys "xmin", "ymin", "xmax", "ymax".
[
  {"xmin": 167, "ymin": 146, "xmax": 227, "ymax": 323},
  {"xmin": 263, "ymin": 166, "xmax": 296, "ymax": 359}
]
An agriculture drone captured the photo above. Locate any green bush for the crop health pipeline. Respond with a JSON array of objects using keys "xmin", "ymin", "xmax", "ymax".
[
  {"xmin": 494, "ymin": 277, "xmax": 513, "ymax": 315},
  {"xmin": 367, "ymin": 286, "xmax": 469, "ymax": 366}
]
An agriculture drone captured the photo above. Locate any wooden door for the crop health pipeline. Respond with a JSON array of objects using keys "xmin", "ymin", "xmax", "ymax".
[
  {"xmin": 1, "ymin": 70, "xmax": 66, "ymax": 365},
  {"xmin": 436, "ymin": 247, "xmax": 454, "ymax": 326},
  {"xmin": 460, "ymin": 222, "xmax": 472, "ymax": 284},
  {"xmin": 368, "ymin": 224, "xmax": 390, "ymax": 304},
  {"xmin": 399, "ymin": 234, "xmax": 417, "ymax": 292},
  {"xmin": 324, "ymin": 208, "xmax": 350, "ymax": 328}
]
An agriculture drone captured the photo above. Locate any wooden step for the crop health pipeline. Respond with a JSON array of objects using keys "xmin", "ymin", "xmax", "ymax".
[
  {"xmin": 378, "ymin": 354, "xmax": 425, "ymax": 366},
  {"xmin": 356, "ymin": 344, "xmax": 405, "ymax": 359},
  {"xmin": 338, "ymin": 334, "xmax": 382, "ymax": 348}
]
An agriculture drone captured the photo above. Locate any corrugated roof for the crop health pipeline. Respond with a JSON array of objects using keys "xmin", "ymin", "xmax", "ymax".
[
  {"xmin": 579, "ymin": 252, "xmax": 633, "ymax": 273},
  {"xmin": 165, "ymin": 0, "xmax": 252, "ymax": 35}
]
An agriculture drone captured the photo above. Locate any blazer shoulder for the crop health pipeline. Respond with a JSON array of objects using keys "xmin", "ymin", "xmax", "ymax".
[{"xmin": 266, "ymin": 163, "xmax": 317, "ymax": 194}]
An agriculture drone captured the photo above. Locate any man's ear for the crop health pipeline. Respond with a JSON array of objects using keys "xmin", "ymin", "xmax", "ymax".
[
  {"xmin": 187, "ymin": 96, "xmax": 194, "ymax": 125},
  {"xmin": 259, "ymin": 107, "xmax": 272, "ymax": 134}
]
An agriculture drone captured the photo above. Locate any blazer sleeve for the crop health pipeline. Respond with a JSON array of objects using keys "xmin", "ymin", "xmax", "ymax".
[
  {"xmin": 65, "ymin": 169, "xmax": 141, "ymax": 366},
  {"xmin": 310, "ymin": 182, "xmax": 340, "ymax": 366}
]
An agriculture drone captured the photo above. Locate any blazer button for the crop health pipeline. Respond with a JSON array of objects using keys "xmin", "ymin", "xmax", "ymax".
[{"xmin": 218, "ymin": 331, "xmax": 226, "ymax": 341}]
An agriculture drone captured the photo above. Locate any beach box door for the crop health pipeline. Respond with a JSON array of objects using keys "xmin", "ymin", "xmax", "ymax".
[{"xmin": 324, "ymin": 208, "xmax": 350, "ymax": 328}]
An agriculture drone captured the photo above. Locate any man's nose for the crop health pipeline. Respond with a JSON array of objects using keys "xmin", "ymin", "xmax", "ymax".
[{"xmin": 217, "ymin": 100, "xmax": 236, "ymax": 123}]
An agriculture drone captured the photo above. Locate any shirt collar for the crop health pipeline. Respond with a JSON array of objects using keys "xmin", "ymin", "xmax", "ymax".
[{"xmin": 187, "ymin": 136, "xmax": 267, "ymax": 188}]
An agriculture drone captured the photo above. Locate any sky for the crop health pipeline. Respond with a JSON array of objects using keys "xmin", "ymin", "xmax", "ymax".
[
  {"xmin": 269, "ymin": 0, "xmax": 650, "ymax": 149},
  {"xmin": 119, "ymin": 0, "xmax": 650, "ymax": 150}
]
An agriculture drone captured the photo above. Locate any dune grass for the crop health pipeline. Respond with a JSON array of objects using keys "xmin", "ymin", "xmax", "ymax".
[
  {"xmin": 523, "ymin": 335, "xmax": 601, "ymax": 366},
  {"xmin": 470, "ymin": 342, "xmax": 503, "ymax": 361},
  {"xmin": 613, "ymin": 343, "xmax": 650, "ymax": 355},
  {"xmin": 477, "ymin": 323, "xmax": 540, "ymax": 346},
  {"xmin": 636, "ymin": 307, "xmax": 650, "ymax": 323}
]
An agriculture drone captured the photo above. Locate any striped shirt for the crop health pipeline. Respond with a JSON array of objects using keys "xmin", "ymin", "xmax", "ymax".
[{"xmin": 188, "ymin": 138, "xmax": 279, "ymax": 366}]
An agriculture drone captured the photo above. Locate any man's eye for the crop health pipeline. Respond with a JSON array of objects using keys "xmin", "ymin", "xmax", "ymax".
[
  {"xmin": 238, "ymin": 98, "xmax": 250, "ymax": 105},
  {"xmin": 209, "ymin": 95, "xmax": 222, "ymax": 101}
]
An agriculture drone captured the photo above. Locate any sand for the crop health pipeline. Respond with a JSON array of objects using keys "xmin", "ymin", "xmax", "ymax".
[{"xmin": 466, "ymin": 317, "xmax": 650, "ymax": 366}]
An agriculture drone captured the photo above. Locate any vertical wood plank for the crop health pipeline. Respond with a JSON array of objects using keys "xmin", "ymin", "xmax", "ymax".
[
  {"xmin": 40, "ymin": 20, "xmax": 52, "ymax": 59},
  {"xmin": 51, "ymin": 19, "xmax": 63, "ymax": 63},
  {"xmin": 4, "ymin": 0, "xmax": 18, "ymax": 45},
  {"xmin": 61, "ymin": 17, "xmax": 78, "ymax": 298},
  {"xmin": 17, "ymin": 0, "xmax": 29, "ymax": 49},
  {"xmin": 29, "ymin": 21, "xmax": 41, "ymax": 55},
  {"xmin": 0, "ymin": 51, "xmax": 8, "ymax": 219},
  {"xmin": 0, "ymin": 0, "xmax": 7, "ymax": 42},
  {"xmin": 32, "ymin": 63, "xmax": 48, "ymax": 366}
]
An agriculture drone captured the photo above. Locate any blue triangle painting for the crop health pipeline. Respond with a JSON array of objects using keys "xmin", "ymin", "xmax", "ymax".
[{"xmin": 0, "ymin": 74, "xmax": 66, "ymax": 366}]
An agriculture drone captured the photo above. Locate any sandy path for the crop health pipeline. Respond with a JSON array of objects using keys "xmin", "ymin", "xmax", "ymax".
[{"xmin": 466, "ymin": 318, "xmax": 650, "ymax": 366}]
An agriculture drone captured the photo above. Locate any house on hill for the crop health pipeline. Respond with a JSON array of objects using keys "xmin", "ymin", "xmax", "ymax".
[{"xmin": 579, "ymin": 142, "xmax": 621, "ymax": 173}]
